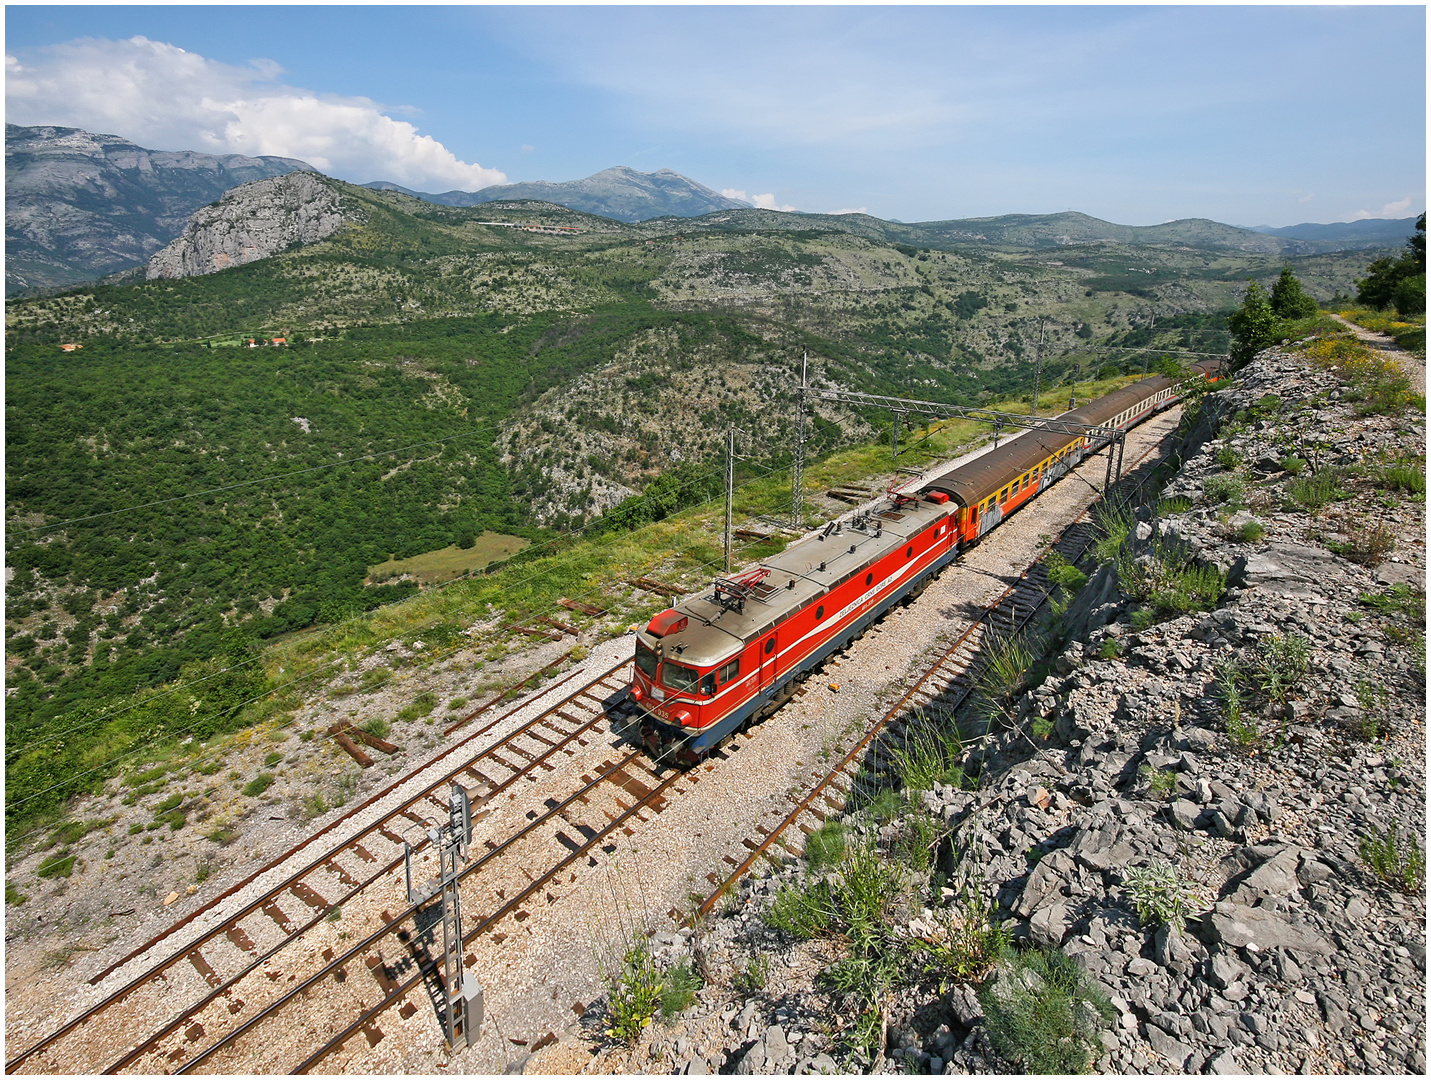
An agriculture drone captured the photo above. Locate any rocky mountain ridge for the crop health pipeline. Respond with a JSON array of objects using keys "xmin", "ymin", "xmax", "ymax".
[
  {"xmin": 365, "ymin": 165, "xmax": 753, "ymax": 222},
  {"xmin": 5, "ymin": 124, "xmax": 313, "ymax": 294},
  {"xmin": 569, "ymin": 342, "xmax": 1426, "ymax": 1075},
  {"xmin": 145, "ymin": 172, "xmax": 357, "ymax": 280},
  {"xmin": 12, "ymin": 125, "xmax": 1407, "ymax": 298}
]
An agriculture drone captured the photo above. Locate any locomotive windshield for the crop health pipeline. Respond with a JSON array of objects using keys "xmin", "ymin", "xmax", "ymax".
[
  {"xmin": 635, "ymin": 641, "xmax": 659, "ymax": 680},
  {"xmin": 662, "ymin": 661, "xmax": 700, "ymax": 692}
]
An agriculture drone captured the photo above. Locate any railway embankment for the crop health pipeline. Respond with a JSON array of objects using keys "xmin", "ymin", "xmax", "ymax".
[{"xmin": 572, "ymin": 344, "xmax": 1425, "ymax": 1075}]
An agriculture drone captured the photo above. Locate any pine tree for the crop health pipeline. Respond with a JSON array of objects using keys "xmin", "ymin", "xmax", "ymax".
[
  {"xmin": 1269, "ymin": 267, "xmax": 1318, "ymax": 320},
  {"xmin": 1227, "ymin": 280, "xmax": 1281, "ymax": 366}
]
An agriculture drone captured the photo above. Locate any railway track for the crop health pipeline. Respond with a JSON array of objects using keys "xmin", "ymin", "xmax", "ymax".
[
  {"xmin": 10, "ymin": 411, "xmax": 1180, "ymax": 1074},
  {"xmin": 7, "ymin": 660, "xmax": 638, "ymax": 1074}
]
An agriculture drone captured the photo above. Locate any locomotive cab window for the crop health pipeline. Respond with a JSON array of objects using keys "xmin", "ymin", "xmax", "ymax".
[
  {"xmin": 662, "ymin": 661, "xmax": 699, "ymax": 692},
  {"xmin": 718, "ymin": 658, "xmax": 740, "ymax": 684},
  {"xmin": 635, "ymin": 641, "xmax": 658, "ymax": 680}
]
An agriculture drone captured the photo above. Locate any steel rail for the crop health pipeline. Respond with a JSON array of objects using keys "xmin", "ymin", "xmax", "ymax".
[
  {"xmin": 175, "ymin": 749, "xmax": 675, "ymax": 1074},
  {"xmin": 96, "ymin": 665, "xmax": 632, "ymax": 1074},
  {"xmin": 5, "ymin": 659, "xmax": 620, "ymax": 1075},
  {"xmin": 289, "ymin": 763, "xmax": 687, "ymax": 1075}
]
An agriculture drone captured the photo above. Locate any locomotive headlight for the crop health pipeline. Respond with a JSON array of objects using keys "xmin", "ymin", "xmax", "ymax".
[
  {"xmin": 630, "ymin": 683, "xmax": 645, "ymax": 703},
  {"xmin": 670, "ymin": 707, "xmax": 696, "ymax": 727}
]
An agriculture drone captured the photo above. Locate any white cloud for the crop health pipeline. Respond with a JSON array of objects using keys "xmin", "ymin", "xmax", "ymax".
[
  {"xmin": 1349, "ymin": 197, "xmax": 1415, "ymax": 222},
  {"xmin": 751, "ymin": 193, "xmax": 798, "ymax": 212},
  {"xmin": 720, "ymin": 188, "xmax": 794, "ymax": 211},
  {"xmin": 6, "ymin": 36, "xmax": 506, "ymax": 191}
]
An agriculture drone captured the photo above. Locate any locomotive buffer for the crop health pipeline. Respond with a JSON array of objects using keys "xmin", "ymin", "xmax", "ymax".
[{"xmin": 404, "ymin": 783, "xmax": 484, "ymax": 1048}]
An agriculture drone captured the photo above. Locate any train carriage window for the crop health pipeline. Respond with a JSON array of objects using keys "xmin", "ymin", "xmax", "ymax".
[
  {"xmin": 718, "ymin": 658, "xmax": 740, "ymax": 684},
  {"xmin": 816, "ymin": 604, "xmax": 825, "ymax": 620},
  {"xmin": 866, "ymin": 572, "xmax": 874, "ymax": 585},
  {"xmin": 764, "ymin": 637, "xmax": 775, "ymax": 655},
  {"xmin": 906, "ymin": 545, "xmax": 914, "ymax": 559}
]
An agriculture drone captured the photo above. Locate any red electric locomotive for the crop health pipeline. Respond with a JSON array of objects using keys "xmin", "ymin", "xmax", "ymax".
[{"xmin": 624, "ymin": 361, "xmax": 1221, "ymax": 763}]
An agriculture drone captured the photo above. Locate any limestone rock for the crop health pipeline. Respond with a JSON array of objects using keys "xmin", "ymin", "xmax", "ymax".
[{"xmin": 147, "ymin": 172, "xmax": 357, "ymax": 279}]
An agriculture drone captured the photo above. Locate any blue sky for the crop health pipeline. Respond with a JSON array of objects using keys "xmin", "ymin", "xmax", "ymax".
[{"xmin": 6, "ymin": 5, "xmax": 1426, "ymax": 227}]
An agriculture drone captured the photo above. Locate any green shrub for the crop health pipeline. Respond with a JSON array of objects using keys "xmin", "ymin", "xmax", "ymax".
[
  {"xmin": 733, "ymin": 953, "xmax": 770, "ymax": 995},
  {"xmin": 1251, "ymin": 634, "xmax": 1310, "ymax": 704},
  {"xmin": 767, "ymin": 880, "xmax": 833, "ymax": 939},
  {"xmin": 1214, "ymin": 658, "xmax": 1256, "ymax": 748},
  {"xmin": 1156, "ymin": 496, "xmax": 1192, "ymax": 516},
  {"xmin": 1130, "ymin": 608, "xmax": 1157, "ymax": 632},
  {"xmin": 263, "ymin": 751, "xmax": 284, "ymax": 767},
  {"xmin": 1358, "ymin": 583, "xmax": 1425, "ymax": 624},
  {"xmin": 1098, "ymin": 637, "xmax": 1123, "ymax": 660},
  {"xmin": 911, "ymin": 880, "xmax": 1009, "ymax": 982},
  {"xmin": 803, "ymin": 820, "xmax": 847, "ymax": 871},
  {"xmin": 600, "ymin": 937, "xmax": 664, "ymax": 1041},
  {"xmin": 1092, "ymin": 504, "xmax": 1135, "ymax": 563},
  {"xmin": 361, "ymin": 717, "xmax": 391, "ymax": 739},
  {"xmin": 1044, "ymin": 551, "xmax": 1089, "ymax": 593},
  {"xmin": 1330, "ymin": 521, "xmax": 1396, "ymax": 567},
  {"xmin": 979, "ymin": 947, "xmax": 1115, "ymax": 1074},
  {"xmin": 1139, "ymin": 765, "xmax": 1178, "ymax": 799},
  {"xmin": 1235, "ymin": 520, "xmax": 1266, "ymax": 543},
  {"xmin": 887, "ymin": 720, "xmax": 967, "ymax": 793},
  {"xmin": 1378, "ymin": 461, "xmax": 1426, "ymax": 494},
  {"xmin": 1349, "ymin": 679, "xmax": 1392, "ymax": 740},
  {"xmin": 1289, "ymin": 470, "xmax": 1349, "ymax": 511},
  {"xmin": 1203, "ymin": 473, "xmax": 1245, "ymax": 506},
  {"xmin": 6, "ymin": 882, "xmax": 28, "ymax": 906},
  {"xmin": 1213, "ymin": 445, "xmax": 1240, "ymax": 471},
  {"xmin": 1278, "ymin": 455, "xmax": 1307, "ymax": 475},
  {"xmin": 1122, "ymin": 859, "xmax": 1194, "ymax": 930},
  {"xmin": 36, "ymin": 850, "xmax": 76, "ymax": 879},
  {"xmin": 241, "ymin": 773, "xmax": 275, "ymax": 798},
  {"xmin": 1358, "ymin": 824, "xmax": 1425, "ymax": 893},
  {"xmin": 659, "ymin": 958, "xmax": 702, "ymax": 1018},
  {"xmin": 898, "ymin": 808, "xmax": 945, "ymax": 874},
  {"xmin": 47, "ymin": 818, "xmax": 110, "ymax": 847},
  {"xmin": 1119, "ymin": 538, "xmax": 1227, "ymax": 621},
  {"xmin": 978, "ymin": 632, "xmax": 1041, "ymax": 701}
]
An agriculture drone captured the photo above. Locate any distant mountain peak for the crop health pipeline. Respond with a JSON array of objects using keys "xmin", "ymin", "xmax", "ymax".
[{"xmin": 360, "ymin": 165, "xmax": 751, "ymax": 222}]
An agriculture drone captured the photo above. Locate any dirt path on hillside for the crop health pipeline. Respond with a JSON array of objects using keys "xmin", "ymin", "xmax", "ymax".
[{"xmin": 1329, "ymin": 312, "xmax": 1426, "ymax": 395}]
